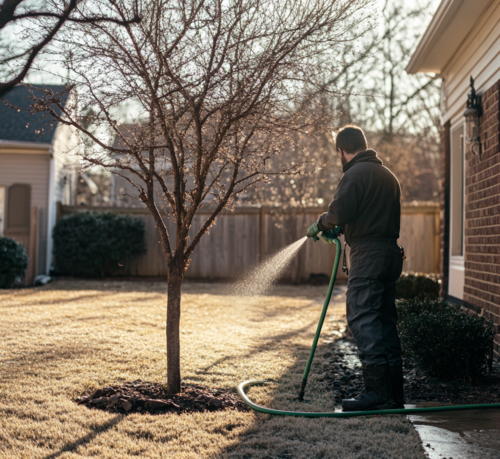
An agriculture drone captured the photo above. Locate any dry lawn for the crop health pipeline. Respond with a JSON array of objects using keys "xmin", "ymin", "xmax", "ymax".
[{"xmin": 0, "ymin": 280, "xmax": 424, "ymax": 458}]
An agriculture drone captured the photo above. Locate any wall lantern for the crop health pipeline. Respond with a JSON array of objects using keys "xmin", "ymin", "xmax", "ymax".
[{"xmin": 463, "ymin": 76, "xmax": 482, "ymax": 160}]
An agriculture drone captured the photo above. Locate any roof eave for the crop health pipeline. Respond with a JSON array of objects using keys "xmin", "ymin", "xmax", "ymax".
[
  {"xmin": 406, "ymin": 0, "xmax": 457, "ymax": 74},
  {"xmin": 0, "ymin": 140, "xmax": 52, "ymax": 150},
  {"xmin": 406, "ymin": 0, "xmax": 492, "ymax": 75}
]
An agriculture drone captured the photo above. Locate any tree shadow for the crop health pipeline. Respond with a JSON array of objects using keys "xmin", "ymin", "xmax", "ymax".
[
  {"xmin": 43, "ymin": 414, "xmax": 123, "ymax": 459},
  {"xmin": 195, "ymin": 319, "xmax": 319, "ymax": 376}
]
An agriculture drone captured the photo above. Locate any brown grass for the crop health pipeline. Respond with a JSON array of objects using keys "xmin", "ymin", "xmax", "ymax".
[{"xmin": 0, "ymin": 280, "xmax": 424, "ymax": 458}]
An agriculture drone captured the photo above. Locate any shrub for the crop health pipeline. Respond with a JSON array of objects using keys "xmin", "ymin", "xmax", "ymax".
[
  {"xmin": 396, "ymin": 272, "xmax": 440, "ymax": 300},
  {"xmin": 396, "ymin": 297, "xmax": 459, "ymax": 322},
  {"xmin": 397, "ymin": 298, "xmax": 495, "ymax": 382},
  {"xmin": 53, "ymin": 212, "xmax": 146, "ymax": 277},
  {"xmin": 0, "ymin": 237, "xmax": 28, "ymax": 288}
]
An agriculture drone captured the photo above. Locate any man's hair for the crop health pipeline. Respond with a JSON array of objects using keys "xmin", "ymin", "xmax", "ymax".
[{"xmin": 334, "ymin": 125, "xmax": 368, "ymax": 154}]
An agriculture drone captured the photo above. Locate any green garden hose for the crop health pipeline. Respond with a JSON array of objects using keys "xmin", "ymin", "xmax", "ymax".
[{"xmin": 237, "ymin": 237, "xmax": 500, "ymax": 417}]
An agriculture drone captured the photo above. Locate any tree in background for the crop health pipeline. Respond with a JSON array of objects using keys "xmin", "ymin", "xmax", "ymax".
[
  {"xmin": 0, "ymin": 0, "xmax": 140, "ymax": 95},
  {"xmin": 28, "ymin": 0, "xmax": 372, "ymax": 393},
  {"xmin": 339, "ymin": 0, "xmax": 441, "ymax": 202},
  {"xmin": 247, "ymin": 0, "xmax": 441, "ymax": 207}
]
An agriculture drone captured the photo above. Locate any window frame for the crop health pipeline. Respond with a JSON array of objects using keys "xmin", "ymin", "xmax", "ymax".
[{"xmin": 448, "ymin": 120, "xmax": 466, "ymax": 299}]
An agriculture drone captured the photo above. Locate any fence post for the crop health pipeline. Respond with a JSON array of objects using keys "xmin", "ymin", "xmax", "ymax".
[
  {"xmin": 434, "ymin": 209, "xmax": 440, "ymax": 274},
  {"xmin": 27, "ymin": 206, "xmax": 38, "ymax": 285},
  {"xmin": 259, "ymin": 206, "xmax": 266, "ymax": 262}
]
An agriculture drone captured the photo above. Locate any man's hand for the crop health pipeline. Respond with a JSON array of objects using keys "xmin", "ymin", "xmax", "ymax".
[
  {"xmin": 319, "ymin": 226, "xmax": 343, "ymax": 245},
  {"xmin": 307, "ymin": 222, "xmax": 321, "ymax": 241}
]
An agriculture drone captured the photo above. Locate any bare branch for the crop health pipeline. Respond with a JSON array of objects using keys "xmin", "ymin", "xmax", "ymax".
[{"xmin": 0, "ymin": 0, "xmax": 141, "ymax": 96}]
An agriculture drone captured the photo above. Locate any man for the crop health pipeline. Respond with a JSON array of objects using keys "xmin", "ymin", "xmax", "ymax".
[{"xmin": 308, "ymin": 125, "xmax": 404, "ymax": 412}]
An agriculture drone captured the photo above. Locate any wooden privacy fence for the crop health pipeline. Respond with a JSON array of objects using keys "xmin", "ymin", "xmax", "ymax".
[{"xmin": 58, "ymin": 202, "xmax": 439, "ymax": 280}]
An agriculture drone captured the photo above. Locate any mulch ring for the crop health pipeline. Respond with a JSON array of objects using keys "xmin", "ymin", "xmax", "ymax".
[
  {"xmin": 321, "ymin": 338, "xmax": 500, "ymax": 406},
  {"xmin": 76, "ymin": 381, "xmax": 249, "ymax": 415}
]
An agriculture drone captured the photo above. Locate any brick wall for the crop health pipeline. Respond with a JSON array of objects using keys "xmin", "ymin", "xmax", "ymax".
[
  {"xmin": 464, "ymin": 80, "xmax": 500, "ymax": 359},
  {"xmin": 439, "ymin": 121, "xmax": 451, "ymax": 298}
]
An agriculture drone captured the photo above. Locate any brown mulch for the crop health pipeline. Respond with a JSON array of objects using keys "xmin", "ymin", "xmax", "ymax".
[
  {"xmin": 322, "ymin": 338, "xmax": 500, "ymax": 406},
  {"xmin": 76, "ymin": 380, "xmax": 249, "ymax": 415}
]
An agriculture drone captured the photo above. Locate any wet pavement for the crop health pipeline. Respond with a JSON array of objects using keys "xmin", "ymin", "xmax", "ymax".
[{"xmin": 407, "ymin": 403, "xmax": 500, "ymax": 458}]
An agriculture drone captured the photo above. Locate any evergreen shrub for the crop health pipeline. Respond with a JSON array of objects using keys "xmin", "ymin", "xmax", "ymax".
[
  {"xmin": 396, "ymin": 272, "xmax": 440, "ymax": 299},
  {"xmin": 53, "ymin": 212, "xmax": 146, "ymax": 277},
  {"xmin": 0, "ymin": 237, "xmax": 28, "ymax": 288},
  {"xmin": 397, "ymin": 298, "xmax": 495, "ymax": 382}
]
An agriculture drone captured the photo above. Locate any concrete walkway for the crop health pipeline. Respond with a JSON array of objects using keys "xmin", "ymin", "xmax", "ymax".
[{"xmin": 408, "ymin": 404, "xmax": 500, "ymax": 458}]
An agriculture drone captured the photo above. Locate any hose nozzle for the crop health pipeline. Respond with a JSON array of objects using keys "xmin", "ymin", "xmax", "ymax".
[{"xmin": 306, "ymin": 222, "xmax": 320, "ymax": 241}]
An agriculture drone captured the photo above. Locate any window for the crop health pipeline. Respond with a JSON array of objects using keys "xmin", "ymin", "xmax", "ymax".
[{"xmin": 450, "ymin": 125, "xmax": 464, "ymax": 257}]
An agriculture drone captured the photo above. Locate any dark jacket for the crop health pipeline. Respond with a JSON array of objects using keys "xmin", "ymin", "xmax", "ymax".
[{"xmin": 317, "ymin": 149, "xmax": 401, "ymax": 245}]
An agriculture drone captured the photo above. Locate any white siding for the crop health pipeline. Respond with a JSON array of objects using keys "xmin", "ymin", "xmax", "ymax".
[
  {"xmin": 45, "ymin": 120, "xmax": 81, "ymax": 273},
  {"xmin": 0, "ymin": 152, "xmax": 51, "ymax": 276},
  {"xmin": 51, "ymin": 123, "xmax": 81, "ymax": 205},
  {"xmin": 439, "ymin": 1, "xmax": 500, "ymax": 299},
  {"xmin": 0, "ymin": 152, "xmax": 50, "ymax": 208},
  {"xmin": 441, "ymin": 1, "xmax": 500, "ymax": 123}
]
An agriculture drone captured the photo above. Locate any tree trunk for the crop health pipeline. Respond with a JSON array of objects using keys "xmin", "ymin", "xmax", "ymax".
[{"xmin": 166, "ymin": 263, "xmax": 183, "ymax": 393}]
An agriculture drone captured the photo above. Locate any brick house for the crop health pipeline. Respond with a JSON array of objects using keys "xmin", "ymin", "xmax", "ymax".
[
  {"xmin": 407, "ymin": 0, "xmax": 500, "ymax": 358},
  {"xmin": 0, "ymin": 85, "xmax": 80, "ymax": 283}
]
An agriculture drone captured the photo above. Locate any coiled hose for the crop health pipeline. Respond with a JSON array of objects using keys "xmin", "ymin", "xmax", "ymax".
[{"xmin": 238, "ymin": 238, "xmax": 500, "ymax": 417}]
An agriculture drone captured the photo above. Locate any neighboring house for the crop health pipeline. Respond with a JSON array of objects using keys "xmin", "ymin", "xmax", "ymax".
[
  {"xmin": 0, "ymin": 85, "xmax": 80, "ymax": 282},
  {"xmin": 407, "ymin": 0, "xmax": 500, "ymax": 359}
]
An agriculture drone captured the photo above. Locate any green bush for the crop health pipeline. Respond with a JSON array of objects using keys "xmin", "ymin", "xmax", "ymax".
[
  {"xmin": 53, "ymin": 212, "xmax": 146, "ymax": 277},
  {"xmin": 396, "ymin": 272, "xmax": 440, "ymax": 299},
  {"xmin": 0, "ymin": 237, "xmax": 28, "ymax": 288},
  {"xmin": 397, "ymin": 298, "xmax": 495, "ymax": 382}
]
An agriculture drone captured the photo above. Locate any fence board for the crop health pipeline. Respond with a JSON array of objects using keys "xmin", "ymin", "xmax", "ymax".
[{"xmin": 59, "ymin": 203, "xmax": 439, "ymax": 280}]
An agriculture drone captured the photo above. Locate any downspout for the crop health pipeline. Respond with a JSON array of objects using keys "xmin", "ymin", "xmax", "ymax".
[{"xmin": 46, "ymin": 147, "xmax": 55, "ymax": 274}]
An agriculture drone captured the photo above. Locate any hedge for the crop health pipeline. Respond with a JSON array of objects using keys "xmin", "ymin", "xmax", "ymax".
[
  {"xmin": 397, "ymin": 298, "xmax": 495, "ymax": 382},
  {"xmin": 396, "ymin": 272, "xmax": 440, "ymax": 300},
  {"xmin": 53, "ymin": 212, "xmax": 146, "ymax": 277},
  {"xmin": 0, "ymin": 237, "xmax": 28, "ymax": 288}
]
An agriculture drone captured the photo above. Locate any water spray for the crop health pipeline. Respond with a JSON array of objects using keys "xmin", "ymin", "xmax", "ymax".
[{"xmin": 237, "ymin": 233, "xmax": 500, "ymax": 417}]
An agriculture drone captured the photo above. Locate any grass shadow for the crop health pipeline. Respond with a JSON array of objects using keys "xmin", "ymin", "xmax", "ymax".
[{"xmin": 0, "ymin": 343, "xmax": 97, "ymax": 383}]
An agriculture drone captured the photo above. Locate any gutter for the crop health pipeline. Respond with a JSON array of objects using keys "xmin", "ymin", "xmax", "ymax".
[
  {"xmin": 0, "ymin": 139, "xmax": 51, "ymax": 154},
  {"xmin": 406, "ymin": 0, "xmax": 459, "ymax": 74}
]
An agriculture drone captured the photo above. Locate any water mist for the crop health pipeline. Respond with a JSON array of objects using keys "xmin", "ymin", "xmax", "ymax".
[{"xmin": 226, "ymin": 236, "xmax": 308, "ymax": 308}]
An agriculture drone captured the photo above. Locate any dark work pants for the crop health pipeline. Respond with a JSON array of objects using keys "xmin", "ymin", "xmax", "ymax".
[{"xmin": 346, "ymin": 239, "xmax": 403, "ymax": 367}]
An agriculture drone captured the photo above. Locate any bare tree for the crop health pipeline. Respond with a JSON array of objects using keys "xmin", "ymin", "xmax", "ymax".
[
  {"xmin": 244, "ymin": 36, "xmax": 380, "ymax": 208},
  {"xmin": 28, "ymin": 0, "xmax": 372, "ymax": 392},
  {"xmin": 244, "ymin": 0, "xmax": 442, "ymax": 207},
  {"xmin": 0, "ymin": 0, "xmax": 140, "ymax": 95}
]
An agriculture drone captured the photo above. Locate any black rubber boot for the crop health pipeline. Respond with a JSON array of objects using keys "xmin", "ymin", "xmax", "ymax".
[
  {"xmin": 389, "ymin": 363, "xmax": 405, "ymax": 409},
  {"xmin": 342, "ymin": 364, "xmax": 396, "ymax": 412}
]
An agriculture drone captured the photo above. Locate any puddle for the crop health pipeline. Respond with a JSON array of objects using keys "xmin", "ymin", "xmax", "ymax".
[{"xmin": 407, "ymin": 403, "xmax": 500, "ymax": 458}]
